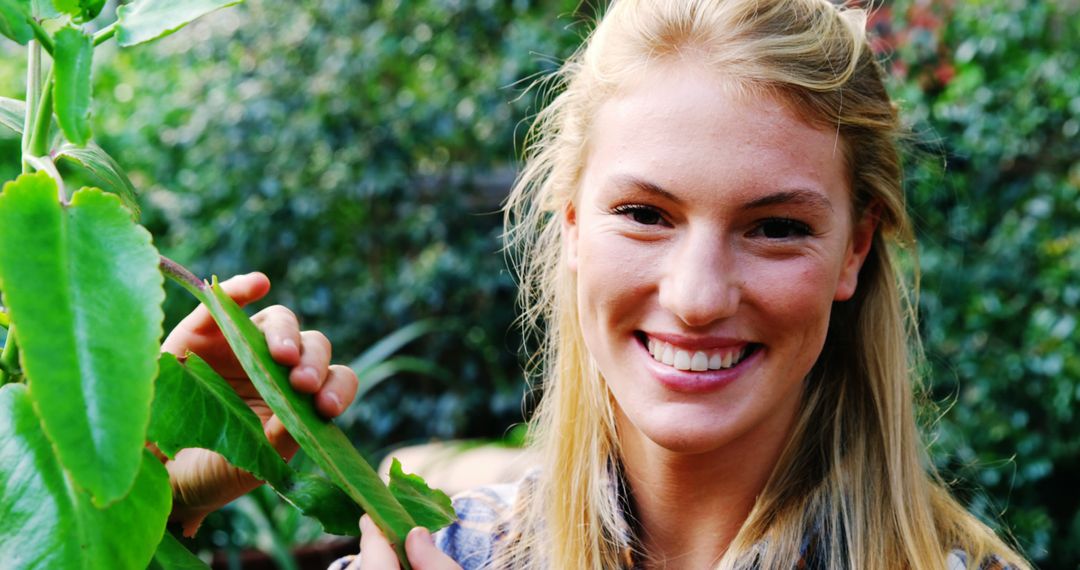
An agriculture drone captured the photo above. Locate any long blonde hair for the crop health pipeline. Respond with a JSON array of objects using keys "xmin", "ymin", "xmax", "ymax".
[{"xmin": 502, "ymin": 1, "xmax": 1029, "ymax": 568}]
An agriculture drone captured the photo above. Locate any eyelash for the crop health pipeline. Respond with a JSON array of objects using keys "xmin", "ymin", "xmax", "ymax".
[
  {"xmin": 750, "ymin": 218, "xmax": 814, "ymax": 239},
  {"xmin": 611, "ymin": 205, "xmax": 815, "ymax": 240},
  {"xmin": 611, "ymin": 204, "xmax": 666, "ymax": 226}
]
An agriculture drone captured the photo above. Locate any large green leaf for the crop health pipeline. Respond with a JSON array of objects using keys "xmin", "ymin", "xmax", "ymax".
[
  {"xmin": 0, "ymin": 0, "xmax": 32, "ymax": 45},
  {"xmin": 0, "ymin": 383, "xmax": 172, "ymax": 569},
  {"xmin": 55, "ymin": 141, "xmax": 141, "ymax": 218},
  {"xmin": 0, "ymin": 172, "xmax": 164, "ymax": 506},
  {"xmin": 0, "ymin": 96, "xmax": 24, "ymax": 135},
  {"xmin": 147, "ymin": 532, "xmax": 210, "ymax": 570},
  {"xmin": 150, "ymin": 352, "xmax": 364, "ymax": 536},
  {"xmin": 53, "ymin": 24, "xmax": 92, "ymax": 145},
  {"xmin": 151, "ymin": 352, "xmax": 293, "ymax": 485},
  {"xmin": 116, "ymin": 0, "xmax": 242, "ymax": 47}
]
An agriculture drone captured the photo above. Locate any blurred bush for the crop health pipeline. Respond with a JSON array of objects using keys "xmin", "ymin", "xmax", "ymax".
[
  {"xmin": 1, "ymin": 0, "xmax": 1075, "ymax": 566},
  {"xmin": 887, "ymin": 1, "xmax": 1079, "ymax": 566}
]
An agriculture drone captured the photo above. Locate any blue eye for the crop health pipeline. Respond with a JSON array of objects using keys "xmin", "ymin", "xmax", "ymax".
[
  {"xmin": 612, "ymin": 204, "xmax": 664, "ymax": 226},
  {"xmin": 756, "ymin": 218, "xmax": 813, "ymax": 239}
]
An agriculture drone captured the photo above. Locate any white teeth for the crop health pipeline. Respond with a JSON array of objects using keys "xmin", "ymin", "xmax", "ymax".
[
  {"xmin": 646, "ymin": 338, "xmax": 751, "ymax": 372},
  {"xmin": 690, "ymin": 351, "xmax": 708, "ymax": 371}
]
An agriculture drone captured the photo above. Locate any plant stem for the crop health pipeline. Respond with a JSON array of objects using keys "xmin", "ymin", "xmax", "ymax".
[
  {"xmin": 93, "ymin": 22, "xmax": 117, "ymax": 47},
  {"xmin": 22, "ymin": 42, "xmax": 41, "ymax": 173},
  {"xmin": 28, "ymin": 19, "xmax": 55, "ymax": 54},
  {"xmin": 29, "ymin": 66, "xmax": 55, "ymax": 159},
  {"xmin": 159, "ymin": 256, "xmax": 207, "ymax": 298}
]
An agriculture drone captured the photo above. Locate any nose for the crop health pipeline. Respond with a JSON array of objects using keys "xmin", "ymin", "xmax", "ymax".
[{"xmin": 658, "ymin": 229, "xmax": 740, "ymax": 327}]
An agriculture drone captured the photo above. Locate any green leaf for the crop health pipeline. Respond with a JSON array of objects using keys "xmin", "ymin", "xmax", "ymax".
[
  {"xmin": 116, "ymin": 0, "xmax": 242, "ymax": 47},
  {"xmin": 150, "ymin": 352, "xmax": 364, "ymax": 536},
  {"xmin": 0, "ymin": 0, "xmax": 33, "ymax": 44},
  {"xmin": 387, "ymin": 458, "xmax": 455, "ymax": 532},
  {"xmin": 174, "ymin": 276, "xmax": 432, "ymax": 561},
  {"xmin": 0, "ymin": 383, "xmax": 172, "ymax": 569},
  {"xmin": 52, "ymin": 24, "xmax": 92, "ymax": 145},
  {"xmin": 282, "ymin": 472, "xmax": 365, "ymax": 536},
  {"xmin": 51, "ymin": 0, "xmax": 103, "ymax": 22},
  {"xmin": 55, "ymin": 141, "xmax": 141, "ymax": 218},
  {"xmin": 0, "ymin": 96, "xmax": 24, "ymax": 135},
  {"xmin": 0, "ymin": 172, "xmax": 164, "ymax": 507},
  {"xmin": 150, "ymin": 352, "xmax": 294, "ymax": 483},
  {"xmin": 147, "ymin": 532, "xmax": 210, "ymax": 570}
]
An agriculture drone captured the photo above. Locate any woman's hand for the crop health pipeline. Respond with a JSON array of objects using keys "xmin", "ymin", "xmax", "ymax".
[
  {"xmin": 159, "ymin": 272, "xmax": 359, "ymax": 536},
  {"xmin": 359, "ymin": 515, "xmax": 462, "ymax": 569}
]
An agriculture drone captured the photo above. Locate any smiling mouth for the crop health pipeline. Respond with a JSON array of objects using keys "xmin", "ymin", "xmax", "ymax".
[{"xmin": 636, "ymin": 333, "xmax": 761, "ymax": 372}]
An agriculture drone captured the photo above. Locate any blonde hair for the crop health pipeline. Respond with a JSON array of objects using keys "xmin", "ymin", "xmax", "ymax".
[{"xmin": 502, "ymin": 0, "xmax": 1029, "ymax": 568}]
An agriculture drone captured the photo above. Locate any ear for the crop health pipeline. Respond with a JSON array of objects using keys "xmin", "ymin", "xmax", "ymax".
[
  {"xmin": 834, "ymin": 205, "xmax": 879, "ymax": 301},
  {"xmin": 562, "ymin": 200, "xmax": 579, "ymax": 272}
]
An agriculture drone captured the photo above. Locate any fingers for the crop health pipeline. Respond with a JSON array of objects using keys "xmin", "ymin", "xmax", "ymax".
[
  {"xmin": 316, "ymin": 364, "xmax": 359, "ymax": 418},
  {"xmin": 288, "ymin": 330, "xmax": 330, "ymax": 392},
  {"xmin": 359, "ymin": 515, "xmax": 402, "ymax": 569},
  {"xmin": 405, "ymin": 527, "xmax": 461, "ymax": 569},
  {"xmin": 264, "ymin": 415, "xmax": 300, "ymax": 461},
  {"xmin": 253, "ymin": 305, "xmax": 303, "ymax": 366},
  {"xmin": 162, "ymin": 272, "xmax": 271, "ymax": 357}
]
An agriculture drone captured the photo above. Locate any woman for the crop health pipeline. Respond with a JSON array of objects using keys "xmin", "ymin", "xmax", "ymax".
[{"xmin": 165, "ymin": 0, "xmax": 1031, "ymax": 568}]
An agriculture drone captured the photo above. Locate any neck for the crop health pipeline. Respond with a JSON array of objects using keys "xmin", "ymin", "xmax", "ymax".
[{"xmin": 618, "ymin": 413, "xmax": 797, "ymax": 569}]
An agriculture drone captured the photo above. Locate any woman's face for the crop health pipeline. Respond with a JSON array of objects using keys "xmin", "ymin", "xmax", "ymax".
[{"xmin": 565, "ymin": 62, "xmax": 874, "ymax": 457}]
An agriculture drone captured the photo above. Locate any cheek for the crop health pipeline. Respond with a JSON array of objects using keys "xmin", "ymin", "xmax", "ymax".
[
  {"xmin": 745, "ymin": 257, "xmax": 838, "ymax": 339},
  {"xmin": 576, "ymin": 234, "xmax": 657, "ymax": 330}
]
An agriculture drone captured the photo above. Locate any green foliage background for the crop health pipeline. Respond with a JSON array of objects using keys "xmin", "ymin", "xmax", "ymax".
[{"xmin": 1, "ymin": 0, "xmax": 1076, "ymax": 567}]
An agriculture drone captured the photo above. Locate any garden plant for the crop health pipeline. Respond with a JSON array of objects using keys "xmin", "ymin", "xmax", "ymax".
[{"xmin": 0, "ymin": 1, "xmax": 453, "ymax": 568}]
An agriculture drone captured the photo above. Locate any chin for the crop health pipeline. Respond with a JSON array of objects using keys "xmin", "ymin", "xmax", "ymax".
[{"xmin": 622, "ymin": 404, "xmax": 748, "ymax": 456}]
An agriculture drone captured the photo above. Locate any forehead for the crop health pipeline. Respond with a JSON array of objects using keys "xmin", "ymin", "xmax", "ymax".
[{"xmin": 582, "ymin": 61, "xmax": 851, "ymax": 207}]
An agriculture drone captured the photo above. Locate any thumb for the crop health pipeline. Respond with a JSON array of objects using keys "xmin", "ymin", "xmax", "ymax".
[{"xmin": 405, "ymin": 527, "xmax": 460, "ymax": 569}]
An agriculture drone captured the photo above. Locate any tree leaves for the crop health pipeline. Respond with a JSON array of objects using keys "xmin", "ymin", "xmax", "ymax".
[
  {"xmin": 0, "ymin": 383, "xmax": 172, "ymax": 569},
  {"xmin": 53, "ymin": 24, "xmax": 93, "ymax": 145},
  {"xmin": 116, "ymin": 0, "xmax": 243, "ymax": 47},
  {"xmin": 0, "ymin": 172, "xmax": 163, "ymax": 507}
]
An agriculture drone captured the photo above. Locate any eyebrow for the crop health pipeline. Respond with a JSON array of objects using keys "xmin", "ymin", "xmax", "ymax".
[
  {"xmin": 612, "ymin": 175, "xmax": 834, "ymax": 212},
  {"xmin": 742, "ymin": 189, "xmax": 834, "ymax": 212}
]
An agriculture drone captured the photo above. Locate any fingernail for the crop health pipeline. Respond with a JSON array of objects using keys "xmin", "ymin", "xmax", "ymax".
[
  {"xmin": 325, "ymin": 391, "xmax": 342, "ymax": 414},
  {"xmin": 412, "ymin": 527, "xmax": 434, "ymax": 545}
]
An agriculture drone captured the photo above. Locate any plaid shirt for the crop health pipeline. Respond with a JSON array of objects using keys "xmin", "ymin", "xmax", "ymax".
[{"xmin": 329, "ymin": 473, "xmax": 1018, "ymax": 570}]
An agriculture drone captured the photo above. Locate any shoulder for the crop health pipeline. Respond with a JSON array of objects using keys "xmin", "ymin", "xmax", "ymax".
[
  {"xmin": 433, "ymin": 480, "xmax": 525, "ymax": 569},
  {"xmin": 329, "ymin": 476, "xmax": 532, "ymax": 570}
]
